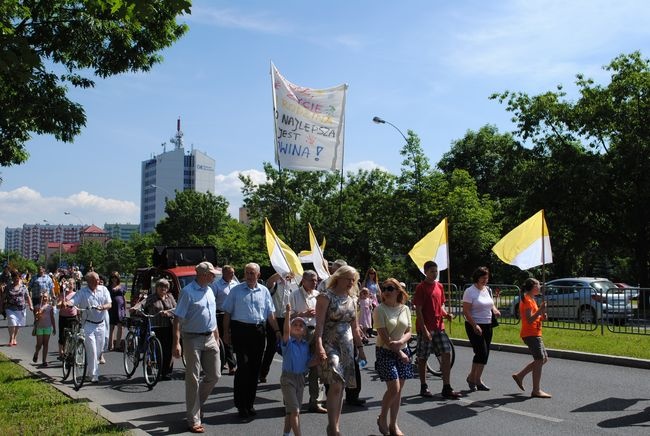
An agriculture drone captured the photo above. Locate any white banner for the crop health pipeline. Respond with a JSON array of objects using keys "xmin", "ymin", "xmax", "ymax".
[{"xmin": 271, "ymin": 62, "xmax": 347, "ymax": 171}]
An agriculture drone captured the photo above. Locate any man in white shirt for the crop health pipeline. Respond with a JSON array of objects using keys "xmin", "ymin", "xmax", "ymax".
[
  {"xmin": 210, "ymin": 264, "xmax": 239, "ymax": 374},
  {"xmin": 289, "ymin": 269, "xmax": 326, "ymax": 413},
  {"xmin": 67, "ymin": 271, "xmax": 112, "ymax": 383}
]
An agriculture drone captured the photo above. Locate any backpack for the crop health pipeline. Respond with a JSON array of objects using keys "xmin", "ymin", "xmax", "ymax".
[{"xmin": 5, "ymin": 286, "xmax": 26, "ymax": 310}]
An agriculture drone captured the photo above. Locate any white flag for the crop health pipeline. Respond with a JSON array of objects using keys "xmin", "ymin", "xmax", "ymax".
[{"xmin": 271, "ymin": 62, "xmax": 347, "ymax": 171}]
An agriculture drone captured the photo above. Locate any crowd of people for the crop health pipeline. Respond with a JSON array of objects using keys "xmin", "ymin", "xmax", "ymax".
[{"xmin": 0, "ymin": 261, "xmax": 551, "ymax": 435}]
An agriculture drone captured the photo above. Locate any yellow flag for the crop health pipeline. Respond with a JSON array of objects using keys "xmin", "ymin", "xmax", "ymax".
[
  {"xmin": 264, "ymin": 218, "xmax": 304, "ymax": 276},
  {"xmin": 408, "ymin": 218, "xmax": 448, "ymax": 274},
  {"xmin": 492, "ymin": 209, "xmax": 553, "ymax": 270}
]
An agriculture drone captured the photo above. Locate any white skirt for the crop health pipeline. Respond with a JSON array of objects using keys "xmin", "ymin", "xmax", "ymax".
[{"xmin": 6, "ymin": 308, "xmax": 26, "ymax": 327}]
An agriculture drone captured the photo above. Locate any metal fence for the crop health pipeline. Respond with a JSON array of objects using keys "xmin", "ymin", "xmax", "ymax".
[
  {"xmin": 406, "ymin": 282, "xmax": 650, "ymax": 336},
  {"xmin": 606, "ymin": 287, "xmax": 650, "ymax": 335}
]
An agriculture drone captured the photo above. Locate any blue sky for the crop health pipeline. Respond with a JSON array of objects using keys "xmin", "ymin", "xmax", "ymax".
[{"xmin": 1, "ymin": 0, "xmax": 649, "ymax": 247}]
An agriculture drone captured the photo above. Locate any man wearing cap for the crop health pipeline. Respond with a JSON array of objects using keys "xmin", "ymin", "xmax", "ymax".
[
  {"xmin": 173, "ymin": 261, "xmax": 221, "ymax": 434},
  {"xmin": 289, "ymin": 269, "xmax": 326, "ymax": 413},
  {"xmin": 222, "ymin": 262, "xmax": 281, "ymax": 422}
]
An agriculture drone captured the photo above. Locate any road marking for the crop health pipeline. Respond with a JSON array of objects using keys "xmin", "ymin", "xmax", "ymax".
[{"xmin": 459, "ymin": 398, "xmax": 564, "ymax": 423}]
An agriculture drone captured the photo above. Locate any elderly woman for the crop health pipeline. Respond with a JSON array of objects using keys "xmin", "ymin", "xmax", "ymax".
[
  {"xmin": 143, "ymin": 278, "xmax": 177, "ymax": 380},
  {"xmin": 107, "ymin": 272, "xmax": 126, "ymax": 351},
  {"xmin": 374, "ymin": 279, "xmax": 413, "ymax": 436},
  {"xmin": 315, "ymin": 265, "xmax": 366, "ymax": 436},
  {"xmin": 5, "ymin": 269, "xmax": 33, "ymax": 346},
  {"xmin": 462, "ymin": 266, "xmax": 500, "ymax": 391},
  {"xmin": 57, "ymin": 278, "xmax": 77, "ymax": 359}
]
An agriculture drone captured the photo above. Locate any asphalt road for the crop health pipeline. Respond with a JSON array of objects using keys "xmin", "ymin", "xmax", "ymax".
[{"xmin": 1, "ymin": 313, "xmax": 649, "ymax": 436}]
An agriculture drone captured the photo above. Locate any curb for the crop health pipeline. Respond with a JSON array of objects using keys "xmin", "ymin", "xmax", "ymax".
[{"xmin": 452, "ymin": 338, "xmax": 650, "ymax": 370}]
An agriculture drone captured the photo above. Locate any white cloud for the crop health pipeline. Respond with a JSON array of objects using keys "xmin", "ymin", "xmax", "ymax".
[
  {"xmin": 0, "ymin": 187, "xmax": 139, "ymax": 247},
  {"xmin": 441, "ymin": 0, "xmax": 650, "ymax": 81},
  {"xmin": 214, "ymin": 169, "xmax": 267, "ymax": 217},
  {"xmin": 345, "ymin": 160, "xmax": 389, "ymax": 173},
  {"xmin": 187, "ymin": 6, "xmax": 289, "ymax": 34}
]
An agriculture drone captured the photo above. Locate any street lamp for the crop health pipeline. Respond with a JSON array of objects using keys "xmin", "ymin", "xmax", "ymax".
[{"xmin": 372, "ymin": 116, "xmax": 422, "ymax": 237}]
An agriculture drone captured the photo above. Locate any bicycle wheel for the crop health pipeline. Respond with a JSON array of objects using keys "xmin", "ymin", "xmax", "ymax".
[
  {"xmin": 427, "ymin": 341, "xmax": 455, "ymax": 377},
  {"xmin": 61, "ymin": 333, "xmax": 73, "ymax": 381},
  {"xmin": 71, "ymin": 339, "xmax": 87, "ymax": 391},
  {"xmin": 123, "ymin": 331, "xmax": 139, "ymax": 378},
  {"xmin": 143, "ymin": 336, "xmax": 163, "ymax": 388}
]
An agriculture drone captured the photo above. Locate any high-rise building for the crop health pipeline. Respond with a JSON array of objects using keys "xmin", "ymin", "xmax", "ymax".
[
  {"xmin": 4, "ymin": 224, "xmax": 84, "ymax": 259},
  {"xmin": 104, "ymin": 223, "xmax": 139, "ymax": 241},
  {"xmin": 140, "ymin": 119, "xmax": 215, "ymax": 233}
]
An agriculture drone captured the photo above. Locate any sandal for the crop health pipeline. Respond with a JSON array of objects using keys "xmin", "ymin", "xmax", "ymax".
[{"xmin": 188, "ymin": 424, "xmax": 205, "ymax": 433}]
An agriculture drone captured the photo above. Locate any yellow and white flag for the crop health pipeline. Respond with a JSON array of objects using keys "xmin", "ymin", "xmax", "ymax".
[
  {"xmin": 265, "ymin": 218, "xmax": 304, "ymax": 277},
  {"xmin": 303, "ymin": 224, "xmax": 330, "ymax": 280},
  {"xmin": 408, "ymin": 218, "xmax": 448, "ymax": 274},
  {"xmin": 492, "ymin": 210, "xmax": 552, "ymax": 270}
]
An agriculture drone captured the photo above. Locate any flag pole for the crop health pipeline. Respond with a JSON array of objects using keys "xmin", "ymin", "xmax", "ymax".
[
  {"xmin": 444, "ymin": 218, "xmax": 453, "ymax": 333},
  {"xmin": 541, "ymin": 209, "xmax": 546, "ymax": 294}
]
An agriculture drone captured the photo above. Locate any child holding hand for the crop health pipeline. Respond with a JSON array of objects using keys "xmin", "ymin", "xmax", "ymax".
[{"xmin": 281, "ymin": 303, "xmax": 316, "ymax": 436}]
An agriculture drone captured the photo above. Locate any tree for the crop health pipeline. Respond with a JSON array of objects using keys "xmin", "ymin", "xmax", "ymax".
[
  {"xmin": 156, "ymin": 190, "xmax": 231, "ymax": 246},
  {"xmin": 492, "ymin": 51, "xmax": 650, "ymax": 287},
  {"xmin": 0, "ymin": 0, "xmax": 190, "ymax": 167},
  {"xmin": 75, "ymin": 240, "xmax": 106, "ymax": 273},
  {"xmin": 103, "ymin": 239, "xmax": 136, "ymax": 275}
]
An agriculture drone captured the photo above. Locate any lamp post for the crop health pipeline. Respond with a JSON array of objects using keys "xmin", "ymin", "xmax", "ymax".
[{"xmin": 372, "ymin": 116, "xmax": 422, "ymax": 237}]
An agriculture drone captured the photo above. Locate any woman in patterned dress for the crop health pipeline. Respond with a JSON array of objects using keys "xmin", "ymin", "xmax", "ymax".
[{"xmin": 314, "ymin": 265, "xmax": 366, "ymax": 436}]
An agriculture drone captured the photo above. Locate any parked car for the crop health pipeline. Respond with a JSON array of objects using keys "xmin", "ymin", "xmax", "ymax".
[{"xmin": 511, "ymin": 277, "xmax": 632, "ymax": 324}]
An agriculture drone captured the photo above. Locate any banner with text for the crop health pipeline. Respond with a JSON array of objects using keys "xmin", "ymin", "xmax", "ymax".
[{"xmin": 271, "ymin": 62, "xmax": 347, "ymax": 171}]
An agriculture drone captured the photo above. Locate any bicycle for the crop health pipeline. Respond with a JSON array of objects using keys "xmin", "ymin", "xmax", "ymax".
[
  {"xmin": 61, "ymin": 307, "xmax": 97, "ymax": 391},
  {"xmin": 122, "ymin": 309, "xmax": 165, "ymax": 388},
  {"xmin": 407, "ymin": 333, "xmax": 456, "ymax": 377}
]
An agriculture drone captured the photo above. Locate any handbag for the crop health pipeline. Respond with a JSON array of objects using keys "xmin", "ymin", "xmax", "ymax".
[
  {"xmin": 488, "ymin": 287, "xmax": 499, "ymax": 327},
  {"xmin": 491, "ymin": 311, "xmax": 499, "ymax": 328}
]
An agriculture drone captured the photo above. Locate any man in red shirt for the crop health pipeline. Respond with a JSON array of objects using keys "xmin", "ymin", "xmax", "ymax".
[{"xmin": 413, "ymin": 261, "xmax": 461, "ymax": 399}]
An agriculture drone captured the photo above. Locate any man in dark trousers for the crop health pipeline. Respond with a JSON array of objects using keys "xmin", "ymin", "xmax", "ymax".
[{"xmin": 223, "ymin": 262, "xmax": 282, "ymax": 422}]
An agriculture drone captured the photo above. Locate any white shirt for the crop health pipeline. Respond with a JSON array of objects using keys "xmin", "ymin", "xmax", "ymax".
[
  {"xmin": 462, "ymin": 285, "xmax": 494, "ymax": 324},
  {"xmin": 289, "ymin": 286, "xmax": 319, "ymax": 327},
  {"xmin": 271, "ymin": 279, "xmax": 298, "ymax": 317},
  {"xmin": 70, "ymin": 285, "xmax": 111, "ymax": 324}
]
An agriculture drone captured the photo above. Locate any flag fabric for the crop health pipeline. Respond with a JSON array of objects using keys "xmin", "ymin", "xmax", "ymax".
[
  {"xmin": 304, "ymin": 224, "xmax": 330, "ymax": 280},
  {"xmin": 298, "ymin": 234, "xmax": 326, "ymax": 263},
  {"xmin": 492, "ymin": 209, "xmax": 553, "ymax": 270},
  {"xmin": 264, "ymin": 218, "xmax": 304, "ymax": 277},
  {"xmin": 271, "ymin": 62, "xmax": 347, "ymax": 171},
  {"xmin": 408, "ymin": 218, "xmax": 448, "ymax": 274}
]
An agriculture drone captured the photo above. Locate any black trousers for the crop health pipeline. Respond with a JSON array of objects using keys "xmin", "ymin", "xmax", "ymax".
[
  {"xmin": 217, "ymin": 312, "xmax": 237, "ymax": 370},
  {"xmin": 464, "ymin": 321, "xmax": 493, "ymax": 364},
  {"xmin": 345, "ymin": 359, "xmax": 362, "ymax": 400},
  {"xmin": 153, "ymin": 326, "xmax": 173, "ymax": 375},
  {"xmin": 260, "ymin": 317, "xmax": 284, "ymax": 378},
  {"xmin": 231, "ymin": 320, "xmax": 266, "ymax": 410}
]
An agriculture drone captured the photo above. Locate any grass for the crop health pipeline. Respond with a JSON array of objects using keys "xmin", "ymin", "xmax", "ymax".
[
  {"xmin": 0, "ymin": 354, "xmax": 128, "ymax": 436},
  {"xmin": 444, "ymin": 320, "xmax": 650, "ymax": 360}
]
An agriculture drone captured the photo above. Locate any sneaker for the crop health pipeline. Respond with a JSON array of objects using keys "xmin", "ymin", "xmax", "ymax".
[
  {"xmin": 91, "ymin": 376, "xmax": 99, "ymax": 383},
  {"xmin": 420, "ymin": 384, "xmax": 434, "ymax": 398},
  {"xmin": 99, "ymin": 356, "xmax": 106, "ymax": 364}
]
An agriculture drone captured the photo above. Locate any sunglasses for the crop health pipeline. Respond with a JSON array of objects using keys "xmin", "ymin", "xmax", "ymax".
[{"xmin": 382, "ymin": 285, "xmax": 396, "ymax": 292}]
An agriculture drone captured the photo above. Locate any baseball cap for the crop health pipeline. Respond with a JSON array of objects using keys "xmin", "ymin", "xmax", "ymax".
[
  {"xmin": 291, "ymin": 317, "xmax": 306, "ymax": 326},
  {"xmin": 196, "ymin": 261, "xmax": 219, "ymax": 276}
]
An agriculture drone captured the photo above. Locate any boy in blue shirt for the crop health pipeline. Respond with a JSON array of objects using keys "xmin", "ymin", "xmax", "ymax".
[{"xmin": 281, "ymin": 303, "xmax": 314, "ymax": 436}]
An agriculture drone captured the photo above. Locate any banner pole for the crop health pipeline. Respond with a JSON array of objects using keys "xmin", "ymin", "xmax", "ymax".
[{"xmin": 444, "ymin": 218, "xmax": 453, "ymax": 332}]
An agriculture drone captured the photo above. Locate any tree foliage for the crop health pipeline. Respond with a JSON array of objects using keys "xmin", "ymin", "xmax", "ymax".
[
  {"xmin": 0, "ymin": 0, "xmax": 191, "ymax": 167},
  {"xmin": 156, "ymin": 190, "xmax": 231, "ymax": 246},
  {"xmin": 491, "ymin": 51, "xmax": 650, "ymax": 285}
]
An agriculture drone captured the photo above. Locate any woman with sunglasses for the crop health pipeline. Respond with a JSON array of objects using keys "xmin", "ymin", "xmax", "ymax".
[{"xmin": 374, "ymin": 279, "xmax": 413, "ymax": 436}]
